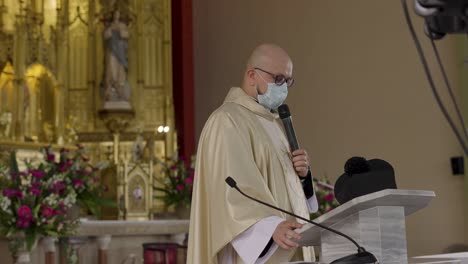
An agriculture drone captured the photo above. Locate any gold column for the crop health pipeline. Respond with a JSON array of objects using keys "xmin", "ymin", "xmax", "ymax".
[
  {"xmin": 163, "ymin": 0, "xmax": 175, "ymax": 158},
  {"xmin": 55, "ymin": 0, "xmax": 68, "ymax": 142},
  {"xmin": 87, "ymin": 0, "xmax": 96, "ymax": 131},
  {"xmin": 12, "ymin": 11, "xmax": 27, "ymax": 141}
]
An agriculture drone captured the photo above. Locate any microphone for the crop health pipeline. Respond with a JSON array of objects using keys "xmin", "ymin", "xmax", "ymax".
[
  {"xmin": 278, "ymin": 104, "xmax": 299, "ymax": 152},
  {"xmin": 225, "ymin": 176, "xmax": 378, "ymax": 264}
]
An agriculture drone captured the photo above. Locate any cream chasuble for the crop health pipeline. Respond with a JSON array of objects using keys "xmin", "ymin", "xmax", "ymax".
[{"xmin": 188, "ymin": 87, "xmax": 315, "ymax": 264}]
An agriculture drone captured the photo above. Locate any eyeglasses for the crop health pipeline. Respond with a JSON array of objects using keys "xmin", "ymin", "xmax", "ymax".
[{"xmin": 254, "ymin": 67, "xmax": 295, "ymax": 88}]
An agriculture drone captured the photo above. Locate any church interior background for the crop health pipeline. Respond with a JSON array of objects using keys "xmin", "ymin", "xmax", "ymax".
[{"xmin": 0, "ymin": 0, "xmax": 195, "ymax": 263}]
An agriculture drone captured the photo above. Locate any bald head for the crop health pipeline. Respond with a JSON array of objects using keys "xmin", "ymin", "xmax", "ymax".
[
  {"xmin": 242, "ymin": 44, "xmax": 293, "ymax": 98},
  {"xmin": 247, "ymin": 44, "xmax": 292, "ymax": 71}
]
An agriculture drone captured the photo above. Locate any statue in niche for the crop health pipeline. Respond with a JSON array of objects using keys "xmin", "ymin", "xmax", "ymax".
[
  {"xmin": 42, "ymin": 122, "xmax": 55, "ymax": 143},
  {"xmin": 0, "ymin": 110, "xmax": 12, "ymax": 139},
  {"xmin": 101, "ymin": 9, "xmax": 131, "ymax": 107},
  {"xmin": 132, "ymin": 129, "xmax": 145, "ymax": 162},
  {"xmin": 65, "ymin": 114, "xmax": 79, "ymax": 144}
]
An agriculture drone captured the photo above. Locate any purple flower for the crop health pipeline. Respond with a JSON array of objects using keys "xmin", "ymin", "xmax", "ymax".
[
  {"xmin": 3, "ymin": 189, "xmax": 23, "ymax": 199},
  {"xmin": 30, "ymin": 170, "xmax": 45, "ymax": 179},
  {"xmin": 41, "ymin": 206, "xmax": 53, "ymax": 218},
  {"xmin": 30, "ymin": 188, "xmax": 41, "ymax": 196},
  {"xmin": 10, "ymin": 172, "xmax": 18, "ymax": 180},
  {"xmin": 60, "ymin": 148, "xmax": 69, "ymax": 154},
  {"xmin": 17, "ymin": 205, "xmax": 32, "ymax": 219},
  {"xmin": 72, "ymin": 179, "xmax": 84, "ymax": 188},
  {"xmin": 51, "ymin": 181, "xmax": 66, "ymax": 194},
  {"xmin": 31, "ymin": 182, "xmax": 42, "ymax": 188},
  {"xmin": 185, "ymin": 177, "xmax": 193, "ymax": 185},
  {"xmin": 176, "ymin": 184, "xmax": 184, "ymax": 191},
  {"xmin": 16, "ymin": 218, "xmax": 31, "ymax": 229},
  {"xmin": 58, "ymin": 166, "xmax": 67, "ymax": 173},
  {"xmin": 324, "ymin": 193, "xmax": 335, "ymax": 202},
  {"xmin": 58, "ymin": 203, "xmax": 67, "ymax": 213},
  {"xmin": 65, "ymin": 161, "xmax": 73, "ymax": 167},
  {"xmin": 47, "ymin": 154, "xmax": 55, "ymax": 161}
]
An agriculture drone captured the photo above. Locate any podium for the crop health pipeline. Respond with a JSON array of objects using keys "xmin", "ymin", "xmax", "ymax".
[{"xmin": 296, "ymin": 189, "xmax": 435, "ymax": 264}]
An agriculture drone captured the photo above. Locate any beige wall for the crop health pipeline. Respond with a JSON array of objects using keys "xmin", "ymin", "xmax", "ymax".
[{"xmin": 193, "ymin": 0, "xmax": 466, "ymax": 257}]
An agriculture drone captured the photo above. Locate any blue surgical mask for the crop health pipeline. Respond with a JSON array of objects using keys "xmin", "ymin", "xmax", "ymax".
[{"xmin": 256, "ymin": 72, "xmax": 288, "ymax": 110}]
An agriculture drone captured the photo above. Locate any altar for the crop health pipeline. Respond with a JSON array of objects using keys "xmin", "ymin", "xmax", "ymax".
[{"xmin": 0, "ymin": 219, "xmax": 190, "ymax": 264}]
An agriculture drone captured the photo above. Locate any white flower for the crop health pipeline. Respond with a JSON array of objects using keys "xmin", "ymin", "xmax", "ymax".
[
  {"xmin": 44, "ymin": 194, "xmax": 59, "ymax": 206},
  {"xmin": 63, "ymin": 190, "xmax": 77, "ymax": 206},
  {"xmin": 0, "ymin": 196, "xmax": 11, "ymax": 212}
]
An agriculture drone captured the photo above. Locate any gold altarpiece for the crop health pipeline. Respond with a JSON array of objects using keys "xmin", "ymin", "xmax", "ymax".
[{"xmin": 0, "ymin": 0, "xmax": 176, "ymax": 220}]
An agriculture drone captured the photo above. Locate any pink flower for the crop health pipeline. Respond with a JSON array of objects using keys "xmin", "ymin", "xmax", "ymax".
[
  {"xmin": 47, "ymin": 154, "xmax": 55, "ymax": 161},
  {"xmin": 30, "ymin": 170, "xmax": 45, "ymax": 179},
  {"xmin": 60, "ymin": 148, "xmax": 69, "ymax": 154},
  {"xmin": 17, "ymin": 205, "xmax": 32, "ymax": 219},
  {"xmin": 65, "ymin": 161, "xmax": 73, "ymax": 167},
  {"xmin": 185, "ymin": 177, "xmax": 193, "ymax": 185},
  {"xmin": 41, "ymin": 206, "xmax": 53, "ymax": 218},
  {"xmin": 30, "ymin": 187, "xmax": 41, "ymax": 196},
  {"xmin": 176, "ymin": 184, "xmax": 184, "ymax": 191},
  {"xmin": 3, "ymin": 189, "xmax": 23, "ymax": 199},
  {"xmin": 51, "ymin": 181, "xmax": 66, "ymax": 194},
  {"xmin": 324, "ymin": 193, "xmax": 335, "ymax": 202},
  {"xmin": 31, "ymin": 182, "xmax": 42, "ymax": 188},
  {"xmin": 58, "ymin": 166, "xmax": 67, "ymax": 173},
  {"xmin": 72, "ymin": 179, "xmax": 84, "ymax": 188},
  {"xmin": 16, "ymin": 218, "xmax": 31, "ymax": 229}
]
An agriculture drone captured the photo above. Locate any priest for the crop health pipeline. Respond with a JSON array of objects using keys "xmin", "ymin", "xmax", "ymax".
[{"xmin": 188, "ymin": 44, "xmax": 318, "ymax": 264}]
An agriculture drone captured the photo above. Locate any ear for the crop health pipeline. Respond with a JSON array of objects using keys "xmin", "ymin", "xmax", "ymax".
[{"xmin": 246, "ymin": 69, "xmax": 257, "ymax": 87}]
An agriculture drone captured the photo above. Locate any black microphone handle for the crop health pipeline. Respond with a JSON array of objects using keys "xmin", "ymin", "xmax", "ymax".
[
  {"xmin": 281, "ymin": 117, "xmax": 300, "ymax": 151},
  {"xmin": 232, "ymin": 185, "xmax": 363, "ymax": 251}
]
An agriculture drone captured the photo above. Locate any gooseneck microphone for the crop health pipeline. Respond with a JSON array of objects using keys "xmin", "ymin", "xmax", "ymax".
[
  {"xmin": 225, "ymin": 176, "xmax": 378, "ymax": 264},
  {"xmin": 278, "ymin": 104, "xmax": 299, "ymax": 151}
]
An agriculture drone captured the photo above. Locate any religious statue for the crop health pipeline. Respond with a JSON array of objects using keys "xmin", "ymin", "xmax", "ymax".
[
  {"xmin": 65, "ymin": 114, "xmax": 79, "ymax": 144},
  {"xmin": 102, "ymin": 10, "xmax": 131, "ymax": 105},
  {"xmin": 42, "ymin": 122, "xmax": 55, "ymax": 143},
  {"xmin": 0, "ymin": 110, "xmax": 12, "ymax": 139},
  {"xmin": 132, "ymin": 129, "xmax": 145, "ymax": 162}
]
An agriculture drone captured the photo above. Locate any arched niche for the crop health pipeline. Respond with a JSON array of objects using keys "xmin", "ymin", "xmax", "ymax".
[
  {"xmin": 23, "ymin": 63, "xmax": 59, "ymax": 143},
  {"xmin": 0, "ymin": 61, "xmax": 15, "ymax": 114}
]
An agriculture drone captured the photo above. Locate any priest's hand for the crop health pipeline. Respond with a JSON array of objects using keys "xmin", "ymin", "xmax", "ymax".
[
  {"xmin": 273, "ymin": 220, "xmax": 303, "ymax": 250},
  {"xmin": 292, "ymin": 149, "xmax": 309, "ymax": 177}
]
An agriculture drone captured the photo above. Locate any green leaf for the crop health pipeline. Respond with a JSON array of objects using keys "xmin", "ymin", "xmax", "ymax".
[
  {"xmin": 25, "ymin": 231, "xmax": 37, "ymax": 251},
  {"xmin": 45, "ymin": 230, "xmax": 59, "ymax": 236}
]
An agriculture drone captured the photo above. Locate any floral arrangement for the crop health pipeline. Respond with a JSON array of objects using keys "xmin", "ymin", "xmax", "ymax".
[
  {"xmin": 0, "ymin": 146, "xmax": 109, "ymax": 251},
  {"xmin": 310, "ymin": 178, "xmax": 340, "ymax": 219},
  {"xmin": 153, "ymin": 156, "xmax": 195, "ymax": 209}
]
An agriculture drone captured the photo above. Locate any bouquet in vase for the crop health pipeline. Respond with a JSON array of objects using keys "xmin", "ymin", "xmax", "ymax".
[
  {"xmin": 0, "ymin": 146, "xmax": 108, "ymax": 252},
  {"xmin": 153, "ymin": 155, "xmax": 195, "ymax": 210}
]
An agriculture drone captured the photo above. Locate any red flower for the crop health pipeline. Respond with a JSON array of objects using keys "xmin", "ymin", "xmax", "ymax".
[
  {"xmin": 51, "ymin": 181, "xmax": 66, "ymax": 194},
  {"xmin": 3, "ymin": 189, "xmax": 23, "ymax": 199},
  {"xmin": 17, "ymin": 205, "xmax": 32, "ymax": 219},
  {"xmin": 47, "ymin": 154, "xmax": 55, "ymax": 161},
  {"xmin": 176, "ymin": 184, "xmax": 184, "ymax": 191},
  {"xmin": 16, "ymin": 218, "xmax": 31, "ymax": 229},
  {"xmin": 41, "ymin": 206, "xmax": 54, "ymax": 218},
  {"xmin": 324, "ymin": 193, "xmax": 335, "ymax": 202},
  {"xmin": 72, "ymin": 179, "xmax": 84, "ymax": 188},
  {"xmin": 30, "ymin": 187, "xmax": 41, "ymax": 196},
  {"xmin": 30, "ymin": 170, "xmax": 45, "ymax": 179},
  {"xmin": 185, "ymin": 177, "xmax": 193, "ymax": 185}
]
